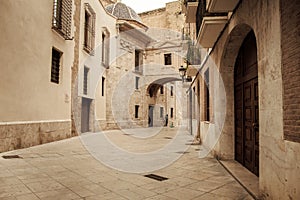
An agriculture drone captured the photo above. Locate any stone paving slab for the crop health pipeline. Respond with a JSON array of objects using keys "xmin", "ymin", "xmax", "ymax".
[{"xmin": 0, "ymin": 127, "xmax": 254, "ymax": 200}]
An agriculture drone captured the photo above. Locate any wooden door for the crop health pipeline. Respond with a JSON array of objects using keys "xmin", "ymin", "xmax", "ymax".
[{"xmin": 234, "ymin": 31, "xmax": 259, "ymax": 176}]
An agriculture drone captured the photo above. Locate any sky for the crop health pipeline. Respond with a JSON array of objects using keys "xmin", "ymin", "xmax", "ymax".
[{"xmin": 121, "ymin": 0, "xmax": 177, "ymax": 13}]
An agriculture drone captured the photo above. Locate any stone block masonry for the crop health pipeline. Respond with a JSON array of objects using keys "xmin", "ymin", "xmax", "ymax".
[{"xmin": 0, "ymin": 121, "xmax": 71, "ymax": 153}]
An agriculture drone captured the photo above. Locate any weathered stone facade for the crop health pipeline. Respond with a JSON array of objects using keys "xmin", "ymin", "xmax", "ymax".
[{"xmin": 184, "ymin": 0, "xmax": 300, "ymax": 199}]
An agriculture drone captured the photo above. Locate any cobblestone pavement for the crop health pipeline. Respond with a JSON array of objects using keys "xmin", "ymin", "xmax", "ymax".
[{"xmin": 0, "ymin": 127, "xmax": 254, "ymax": 200}]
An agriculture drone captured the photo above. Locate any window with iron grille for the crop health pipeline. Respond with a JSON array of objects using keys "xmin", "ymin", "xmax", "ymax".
[
  {"xmin": 51, "ymin": 48, "xmax": 62, "ymax": 84},
  {"xmin": 164, "ymin": 53, "xmax": 172, "ymax": 65},
  {"xmin": 83, "ymin": 67, "xmax": 89, "ymax": 95},
  {"xmin": 52, "ymin": 0, "xmax": 73, "ymax": 40},
  {"xmin": 170, "ymin": 108, "xmax": 174, "ymax": 118},
  {"xmin": 135, "ymin": 105, "xmax": 139, "ymax": 118},
  {"xmin": 102, "ymin": 28, "xmax": 110, "ymax": 67},
  {"xmin": 84, "ymin": 4, "xmax": 95, "ymax": 55}
]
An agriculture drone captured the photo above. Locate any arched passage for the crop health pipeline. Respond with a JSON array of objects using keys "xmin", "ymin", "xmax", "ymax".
[{"xmin": 146, "ymin": 77, "xmax": 181, "ymax": 127}]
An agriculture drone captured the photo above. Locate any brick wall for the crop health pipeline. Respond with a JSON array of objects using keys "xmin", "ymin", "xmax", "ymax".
[{"xmin": 281, "ymin": 0, "xmax": 300, "ymax": 142}]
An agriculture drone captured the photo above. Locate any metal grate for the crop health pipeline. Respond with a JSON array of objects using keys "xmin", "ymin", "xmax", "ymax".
[
  {"xmin": 2, "ymin": 155, "xmax": 22, "ymax": 159},
  {"xmin": 83, "ymin": 3, "xmax": 96, "ymax": 55},
  {"xmin": 83, "ymin": 67, "xmax": 89, "ymax": 95},
  {"xmin": 52, "ymin": 0, "xmax": 73, "ymax": 40},
  {"xmin": 144, "ymin": 174, "xmax": 168, "ymax": 181}
]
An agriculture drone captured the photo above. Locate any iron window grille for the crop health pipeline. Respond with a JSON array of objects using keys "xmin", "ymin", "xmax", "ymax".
[
  {"xmin": 84, "ymin": 3, "xmax": 96, "ymax": 55},
  {"xmin": 83, "ymin": 67, "xmax": 89, "ymax": 95},
  {"xmin": 52, "ymin": 0, "xmax": 73, "ymax": 40},
  {"xmin": 51, "ymin": 48, "xmax": 62, "ymax": 84}
]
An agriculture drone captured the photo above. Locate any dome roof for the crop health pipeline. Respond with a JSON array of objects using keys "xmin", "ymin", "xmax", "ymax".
[{"xmin": 106, "ymin": 1, "xmax": 142, "ymax": 22}]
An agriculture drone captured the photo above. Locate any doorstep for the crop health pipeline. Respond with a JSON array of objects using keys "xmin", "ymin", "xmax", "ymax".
[{"xmin": 219, "ymin": 159, "xmax": 260, "ymax": 199}]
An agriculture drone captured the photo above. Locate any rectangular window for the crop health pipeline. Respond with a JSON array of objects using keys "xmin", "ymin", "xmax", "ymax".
[
  {"xmin": 170, "ymin": 86, "xmax": 173, "ymax": 96},
  {"xmin": 101, "ymin": 29, "xmax": 110, "ymax": 67},
  {"xmin": 52, "ymin": 0, "xmax": 72, "ymax": 40},
  {"xmin": 135, "ymin": 50, "xmax": 143, "ymax": 72},
  {"xmin": 84, "ymin": 4, "xmax": 95, "ymax": 55},
  {"xmin": 135, "ymin": 105, "xmax": 139, "ymax": 118},
  {"xmin": 102, "ymin": 77, "xmax": 105, "ymax": 96},
  {"xmin": 160, "ymin": 86, "xmax": 164, "ymax": 94},
  {"xmin": 164, "ymin": 53, "xmax": 172, "ymax": 65},
  {"xmin": 170, "ymin": 108, "xmax": 174, "ymax": 118},
  {"xmin": 135, "ymin": 77, "xmax": 139, "ymax": 89},
  {"xmin": 205, "ymin": 69, "xmax": 210, "ymax": 121},
  {"xmin": 160, "ymin": 107, "xmax": 164, "ymax": 118},
  {"xmin": 51, "ymin": 48, "xmax": 62, "ymax": 84},
  {"xmin": 83, "ymin": 67, "xmax": 89, "ymax": 95}
]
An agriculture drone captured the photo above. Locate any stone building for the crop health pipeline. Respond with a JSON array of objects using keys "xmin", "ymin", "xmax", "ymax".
[
  {"xmin": 182, "ymin": 0, "xmax": 300, "ymax": 199},
  {"xmin": 0, "ymin": 0, "xmax": 75, "ymax": 152},
  {"xmin": 0, "ymin": 0, "xmax": 187, "ymax": 152}
]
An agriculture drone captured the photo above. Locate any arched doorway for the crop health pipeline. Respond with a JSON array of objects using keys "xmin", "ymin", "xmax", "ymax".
[{"xmin": 234, "ymin": 31, "xmax": 259, "ymax": 176}]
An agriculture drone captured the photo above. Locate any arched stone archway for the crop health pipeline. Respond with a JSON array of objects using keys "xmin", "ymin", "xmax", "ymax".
[
  {"xmin": 218, "ymin": 24, "xmax": 258, "ymax": 167},
  {"xmin": 145, "ymin": 77, "xmax": 182, "ymax": 127}
]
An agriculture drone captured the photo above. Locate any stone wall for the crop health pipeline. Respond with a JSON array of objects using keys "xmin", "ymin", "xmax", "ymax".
[
  {"xmin": 0, "ymin": 121, "xmax": 71, "ymax": 153},
  {"xmin": 201, "ymin": 0, "xmax": 300, "ymax": 199},
  {"xmin": 139, "ymin": 1, "xmax": 184, "ymax": 33}
]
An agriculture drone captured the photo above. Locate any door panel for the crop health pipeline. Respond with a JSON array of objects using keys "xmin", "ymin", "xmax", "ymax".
[{"xmin": 234, "ymin": 31, "xmax": 259, "ymax": 176}]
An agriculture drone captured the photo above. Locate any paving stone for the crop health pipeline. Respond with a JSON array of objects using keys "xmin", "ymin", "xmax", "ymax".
[{"xmin": 0, "ymin": 128, "xmax": 253, "ymax": 200}]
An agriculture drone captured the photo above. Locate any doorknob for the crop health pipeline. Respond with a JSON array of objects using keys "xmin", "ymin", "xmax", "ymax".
[{"xmin": 252, "ymin": 122, "xmax": 258, "ymax": 129}]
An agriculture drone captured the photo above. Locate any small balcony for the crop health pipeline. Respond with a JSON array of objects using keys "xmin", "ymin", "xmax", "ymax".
[
  {"xmin": 206, "ymin": 0, "xmax": 239, "ymax": 13},
  {"xmin": 196, "ymin": 0, "xmax": 228, "ymax": 48},
  {"xmin": 184, "ymin": 0, "xmax": 199, "ymax": 23}
]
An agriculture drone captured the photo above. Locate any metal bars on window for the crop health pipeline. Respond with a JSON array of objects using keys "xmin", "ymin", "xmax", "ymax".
[
  {"xmin": 84, "ymin": 3, "xmax": 96, "ymax": 55},
  {"xmin": 51, "ymin": 48, "xmax": 62, "ymax": 84},
  {"xmin": 52, "ymin": 0, "xmax": 73, "ymax": 40}
]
